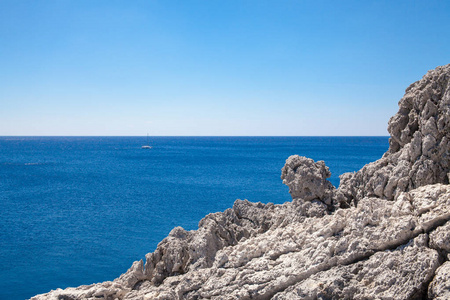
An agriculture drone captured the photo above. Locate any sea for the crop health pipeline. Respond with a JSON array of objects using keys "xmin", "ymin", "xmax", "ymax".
[{"xmin": 0, "ymin": 136, "xmax": 389, "ymax": 300}]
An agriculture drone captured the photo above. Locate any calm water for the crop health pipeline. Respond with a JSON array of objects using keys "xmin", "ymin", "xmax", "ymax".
[{"xmin": 0, "ymin": 136, "xmax": 388, "ymax": 299}]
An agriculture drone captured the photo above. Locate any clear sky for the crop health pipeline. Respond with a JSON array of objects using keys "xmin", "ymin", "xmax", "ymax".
[{"xmin": 0, "ymin": 1, "xmax": 449, "ymax": 136}]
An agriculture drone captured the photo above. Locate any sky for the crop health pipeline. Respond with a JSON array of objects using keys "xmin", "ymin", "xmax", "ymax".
[{"xmin": 0, "ymin": 1, "xmax": 449, "ymax": 136}]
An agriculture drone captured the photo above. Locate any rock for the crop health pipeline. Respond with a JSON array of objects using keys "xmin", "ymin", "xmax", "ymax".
[
  {"xmin": 281, "ymin": 156, "xmax": 335, "ymax": 204},
  {"xmin": 337, "ymin": 64, "xmax": 450, "ymax": 204},
  {"xmin": 31, "ymin": 65, "xmax": 450, "ymax": 300},
  {"xmin": 428, "ymin": 262, "xmax": 450, "ymax": 300},
  {"xmin": 273, "ymin": 235, "xmax": 439, "ymax": 300},
  {"xmin": 430, "ymin": 222, "xmax": 450, "ymax": 254}
]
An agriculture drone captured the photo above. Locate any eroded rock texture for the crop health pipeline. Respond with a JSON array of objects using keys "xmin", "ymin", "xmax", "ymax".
[
  {"xmin": 281, "ymin": 156, "xmax": 336, "ymax": 213},
  {"xmin": 337, "ymin": 64, "xmax": 450, "ymax": 204},
  {"xmin": 428, "ymin": 262, "xmax": 450, "ymax": 300},
  {"xmin": 31, "ymin": 64, "xmax": 450, "ymax": 300}
]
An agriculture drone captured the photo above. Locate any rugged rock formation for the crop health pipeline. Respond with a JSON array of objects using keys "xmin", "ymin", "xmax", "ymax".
[
  {"xmin": 32, "ymin": 64, "xmax": 450, "ymax": 300},
  {"xmin": 281, "ymin": 156, "xmax": 337, "ymax": 213},
  {"xmin": 428, "ymin": 262, "xmax": 450, "ymax": 300},
  {"xmin": 337, "ymin": 64, "xmax": 450, "ymax": 204}
]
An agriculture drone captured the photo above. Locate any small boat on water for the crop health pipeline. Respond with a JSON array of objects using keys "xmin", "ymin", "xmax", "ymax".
[{"xmin": 142, "ymin": 134, "xmax": 152, "ymax": 149}]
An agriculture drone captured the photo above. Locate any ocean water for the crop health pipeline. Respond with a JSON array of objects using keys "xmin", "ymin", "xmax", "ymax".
[{"xmin": 0, "ymin": 136, "xmax": 389, "ymax": 299}]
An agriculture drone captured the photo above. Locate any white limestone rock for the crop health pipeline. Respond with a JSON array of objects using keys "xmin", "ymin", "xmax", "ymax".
[
  {"xmin": 430, "ymin": 222, "xmax": 450, "ymax": 254},
  {"xmin": 428, "ymin": 261, "xmax": 450, "ymax": 300},
  {"xmin": 273, "ymin": 235, "xmax": 439, "ymax": 300},
  {"xmin": 281, "ymin": 155, "xmax": 336, "ymax": 212},
  {"xmin": 338, "ymin": 64, "xmax": 450, "ymax": 203}
]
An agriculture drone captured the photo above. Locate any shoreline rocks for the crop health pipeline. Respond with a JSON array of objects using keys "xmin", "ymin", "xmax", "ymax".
[
  {"xmin": 31, "ymin": 64, "xmax": 450, "ymax": 300},
  {"xmin": 337, "ymin": 64, "xmax": 450, "ymax": 205}
]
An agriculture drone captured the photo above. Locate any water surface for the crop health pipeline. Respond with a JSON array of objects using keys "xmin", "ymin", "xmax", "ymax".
[{"xmin": 0, "ymin": 136, "xmax": 389, "ymax": 299}]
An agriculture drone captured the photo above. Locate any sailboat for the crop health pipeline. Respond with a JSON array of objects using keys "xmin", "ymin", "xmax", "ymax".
[{"xmin": 142, "ymin": 134, "xmax": 152, "ymax": 149}]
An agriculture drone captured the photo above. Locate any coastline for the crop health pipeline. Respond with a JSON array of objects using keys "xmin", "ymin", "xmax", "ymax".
[{"xmin": 31, "ymin": 64, "xmax": 450, "ymax": 299}]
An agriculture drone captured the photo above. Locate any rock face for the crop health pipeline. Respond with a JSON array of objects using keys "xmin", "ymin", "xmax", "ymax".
[
  {"xmin": 337, "ymin": 64, "xmax": 450, "ymax": 204},
  {"xmin": 32, "ymin": 64, "xmax": 450, "ymax": 300}
]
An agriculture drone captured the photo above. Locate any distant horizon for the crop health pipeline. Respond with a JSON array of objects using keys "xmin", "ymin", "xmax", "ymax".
[
  {"xmin": 1, "ymin": 1, "xmax": 449, "ymax": 136},
  {"xmin": 0, "ymin": 135, "xmax": 390, "ymax": 137}
]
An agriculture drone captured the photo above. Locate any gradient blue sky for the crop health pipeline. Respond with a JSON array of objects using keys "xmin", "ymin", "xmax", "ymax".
[{"xmin": 1, "ymin": 1, "xmax": 449, "ymax": 136}]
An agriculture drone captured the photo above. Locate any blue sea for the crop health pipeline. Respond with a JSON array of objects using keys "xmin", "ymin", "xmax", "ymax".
[{"xmin": 0, "ymin": 136, "xmax": 389, "ymax": 299}]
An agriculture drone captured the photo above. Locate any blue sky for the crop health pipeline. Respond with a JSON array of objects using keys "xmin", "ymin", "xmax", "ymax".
[{"xmin": 1, "ymin": 1, "xmax": 449, "ymax": 136}]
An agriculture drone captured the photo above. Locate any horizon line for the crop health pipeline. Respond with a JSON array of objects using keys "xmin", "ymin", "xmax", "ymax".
[{"xmin": 0, "ymin": 135, "xmax": 391, "ymax": 137}]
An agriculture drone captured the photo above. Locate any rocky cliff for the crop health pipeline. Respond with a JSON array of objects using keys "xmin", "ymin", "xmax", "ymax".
[
  {"xmin": 32, "ymin": 64, "xmax": 450, "ymax": 300},
  {"xmin": 337, "ymin": 64, "xmax": 450, "ymax": 204}
]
